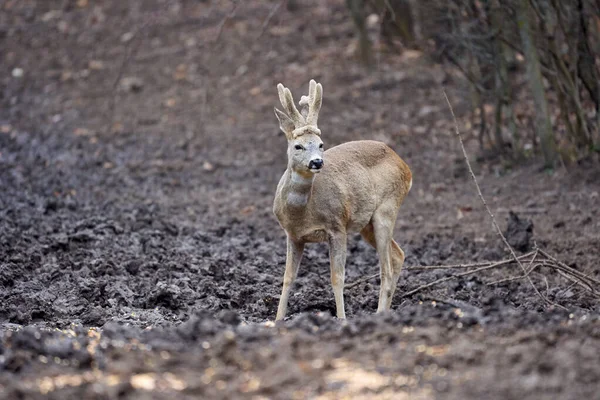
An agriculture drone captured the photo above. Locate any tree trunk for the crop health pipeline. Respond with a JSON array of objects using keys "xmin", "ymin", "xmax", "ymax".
[
  {"xmin": 347, "ymin": 0, "xmax": 374, "ymax": 69},
  {"xmin": 516, "ymin": 0, "xmax": 556, "ymax": 166}
]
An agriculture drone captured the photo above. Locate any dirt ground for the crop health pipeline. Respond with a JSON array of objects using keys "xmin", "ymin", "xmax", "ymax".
[{"xmin": 1, "ymin": 1, "xmax": 599, "ymax": 399}]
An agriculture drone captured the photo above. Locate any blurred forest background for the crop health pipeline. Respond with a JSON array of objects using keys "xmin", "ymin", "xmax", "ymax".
[
  {"xmin": 3, "ymin": 0, "xmax": 599, "ymax": 168},
  {"xmin": 345, "ymin": 0, "xmax": 600, "ymax": 165}
]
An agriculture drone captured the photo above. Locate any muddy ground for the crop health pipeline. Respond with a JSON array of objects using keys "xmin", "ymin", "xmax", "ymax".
[{"xmin": 1, "ymin": 1, "xmax": 599, "ymax": 399}]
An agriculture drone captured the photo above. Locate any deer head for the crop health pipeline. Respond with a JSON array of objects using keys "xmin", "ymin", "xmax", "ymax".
[{"xmin": 274, "ymin": 80, "xmax": 324, "ymax": 176}]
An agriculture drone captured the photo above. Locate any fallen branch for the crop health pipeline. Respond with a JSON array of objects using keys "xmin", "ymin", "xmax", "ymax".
[
  {"xmin": 407, "ymin": 252, "xmax": 535, "ymax": 270},
  {"xmin": 402, "ymin": 257, "xmax": 525, "ymax": 298},
  {"xmin": 442, "ymin": 90, "xmax": 564, "ymax": 310},
  {"xmin": 345, "ymin": 250, "xmax": 600, "ymax": 302},
  {"xmin": 538, "ymin": 249, "xmax": 600, "ymax": 289},
  {"xmin": 487, "ymin": 249, "xmax": 539, "ymax": 286},
  {"xmin": 345, "ymin": 252, "xmax": 535, "ymax": 289}
]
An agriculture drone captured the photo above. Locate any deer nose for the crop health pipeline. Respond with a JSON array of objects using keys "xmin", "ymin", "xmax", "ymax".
[{"xmin": 309, "ymin": 159, "xmax": 323, "ymax": 169}]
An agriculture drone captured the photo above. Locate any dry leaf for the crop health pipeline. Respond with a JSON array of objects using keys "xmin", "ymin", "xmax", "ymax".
[
  {"xmin": 88, "ymin": 60, "xmax": 104, "ymax": 70},
  {"xmin": 130, "ymin": 374, "xmax": 156, "ymax": 391},
  {"xmin": 174, "ymin": 64, "xmax": 188, "ymax": 81},
  {"xmin": 164, "ymin": 98, "xmax": 177, "ymax": 108},
  {"xmin": 240, "ymin": 205, "xmax": 255, "ymax": 216},
  {"xmin": 73, "ymin": 128, "xmax": 93, "ymax": 136}
]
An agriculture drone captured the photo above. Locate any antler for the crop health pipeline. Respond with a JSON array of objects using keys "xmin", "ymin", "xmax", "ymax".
[
  {"xmin": 277, "ymin": 83, "xmax": 304, "ymax": 128},
  {"xmin": 276, "ymin": 80, "xmax": 323, "ymax": 138},
  {"xmin": 306, "ymin": 79, "xmax": 323, "ymax": 127}
]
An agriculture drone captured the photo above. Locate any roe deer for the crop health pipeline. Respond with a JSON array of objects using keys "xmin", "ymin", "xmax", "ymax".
[{"xmin": 273, "ymin": 79, "xmax": 412, "ymax": 320}]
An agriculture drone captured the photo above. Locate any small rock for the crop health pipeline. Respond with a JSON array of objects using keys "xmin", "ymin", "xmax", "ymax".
[
  {"xmin": 121, "ymin": 32, "xmax": 134, "ymax": 43},
  {"xmin": 504, "ymin": 211, "xmax": 534, "ymax": 252},
  {"xmin": 11, "ymin": 68, "xmax": 24, "ymax": 78},
  {"xmin": 120, "ymin": 77, "xmax": 144, "ymax": 93}
]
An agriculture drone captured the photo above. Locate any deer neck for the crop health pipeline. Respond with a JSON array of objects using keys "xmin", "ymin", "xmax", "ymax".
[{"xmin": 284, "ymin": 170, "xmax": 315, "ymax": 208}]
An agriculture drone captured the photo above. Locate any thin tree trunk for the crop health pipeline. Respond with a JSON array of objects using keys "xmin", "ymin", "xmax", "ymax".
[
  {"xmin": 545, "ymin": 0, "xmax": 592, "ymax": 148},
  {"xmin": 516, "ymin": 0, "xmax": 556, "ymax": 165},
  {"xmin": 489, "ymin": 0, "xmax": 506, "ymax": 152},
  {"xmin": 347, "ymin": 0, "xmax": 373, "ymax": 69}
]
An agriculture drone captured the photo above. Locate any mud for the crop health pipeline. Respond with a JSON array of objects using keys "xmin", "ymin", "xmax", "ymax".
[{"xmin": 1, "ymin": 1, "xmax": 599, "ymax": 399}]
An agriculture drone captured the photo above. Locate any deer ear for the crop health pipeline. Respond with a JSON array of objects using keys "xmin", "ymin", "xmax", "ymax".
[{"xmin": 274, "ymin": 108, "xmax": 295, "ymax": 140}]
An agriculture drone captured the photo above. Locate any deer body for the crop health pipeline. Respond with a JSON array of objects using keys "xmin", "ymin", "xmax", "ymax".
[{"xmin": 273, "ymin": 80, "xmax": 411, "ymax": 320}]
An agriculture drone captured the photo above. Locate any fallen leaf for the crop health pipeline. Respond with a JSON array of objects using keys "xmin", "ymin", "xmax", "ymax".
[
  {"xmin": 88, "ymin": 60, "xmax": 104, "ymax": 70},
  {"xmin": 73, "ymin": 128, "xmax": 93, "ymax": 136},
  {"xmin": 174, "ymin": 64, "xmax": 188, "ymax": 81},
  {"xmin": 130, "ymin": 374, "xmax": 156, "ymax": 391},
  {"xmin": 269, "ymin": 26, "xmax": 294, "ymax": 36},
  {"xmin": 240, "ymin": 205, "xmax": 255, "ymax": 216},
  {"xmin": 164, "ymin": 98, "xmax": 177, "ymax": 108}
]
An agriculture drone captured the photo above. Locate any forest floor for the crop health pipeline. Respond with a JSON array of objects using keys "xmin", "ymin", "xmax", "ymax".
[{"xmin": 1, "ymin": 1, "xmax": 599, "ymax": 399}]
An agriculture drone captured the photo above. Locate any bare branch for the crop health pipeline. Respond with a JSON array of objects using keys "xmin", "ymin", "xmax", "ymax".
[
  {"xmin": 213, "ymin": 1, "xmax": 242, "ymax": 43},
  {"xmin": 402, "ymin": 258, "xmax": 518, "ymax": 298},
  {"xmin": 257, "ymin": 0, "xmax": 285, "ymax": 39},
  {"xmin": 442, "ymin": 89, "xmax": 564, "ymax": 310}
]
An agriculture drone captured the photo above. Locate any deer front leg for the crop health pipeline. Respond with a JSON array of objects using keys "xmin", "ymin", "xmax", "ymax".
[
  {"xmin": 329, "ymin": 232, "xmax": 347, "ymax": 319},
  {"xmin": 276, "ymin": 237, "xmax": 304, "ymax": 321}
]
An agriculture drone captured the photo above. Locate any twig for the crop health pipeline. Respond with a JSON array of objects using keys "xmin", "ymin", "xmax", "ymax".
[
  {"xmin": 345, "ymin": 273, "xmax": 379, "ymax": 289},
  {"xmin": 550, "ymin": 264, "xmax": 598, "ymax": 295},
  {"xmin": 345, "ymin": 252, "xmax": 536, "ymax": 289},
  {"xmin": 487, "ymin": 263, "xmax": 542, "ymax": 286},
  {"xmin": 407, "ymin": 252, "xmax": 535, "ymax": 270},
  {"xmin": 487, "ymin": 249, "xmax": 539, "ymax": 286},
  {"xmin": 442, "ymin": 89, "xmax": 565, "ymax": 310},
  {"xmin": 543, "ymin": 275, "xmax": 550, "ymax": 298},
  {"xmin": 538, "ymin": 249, "xmax": 600, "ymax": 288},
  {"xmin": 402, "ymin": 258, "xmax": 517, "ymax": 298},
  {"xmin": 213, "ymin": 1, "xmax": 241, "ymax": 43},
  {"xmin": 257, "ymin": 0, "xmax": 285, "ymax": 39},
  {"xmin": 555, "ymin": 270, "xmax": 597, "ymax": 295}
]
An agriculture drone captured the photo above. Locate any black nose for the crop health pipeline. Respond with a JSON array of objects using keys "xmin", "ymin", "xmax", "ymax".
[{"xmin": 309, "ymin": 159, "xmax": 324, "ymax": 169}]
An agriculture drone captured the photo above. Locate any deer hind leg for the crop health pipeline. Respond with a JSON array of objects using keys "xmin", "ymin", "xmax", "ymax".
[
  {"xmin": 387, "ymin": 239, "xmax": 405, "ymax": 309},
  {"xmin": 361, "ymin": 223, "xmax": 405, "ymax": 312},
  {"xmin": 371, "ymin": 204, "xmax": 398, "ymax": 313}
]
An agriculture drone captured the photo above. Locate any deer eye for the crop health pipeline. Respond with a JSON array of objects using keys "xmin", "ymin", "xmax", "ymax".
[
  {"xmin": 294, "ymin": 144, "xmax": 304, "ymax": 150},
  {"xmin": 319, "ymin": 143, "xmax": 324, "ymax": 149}
]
